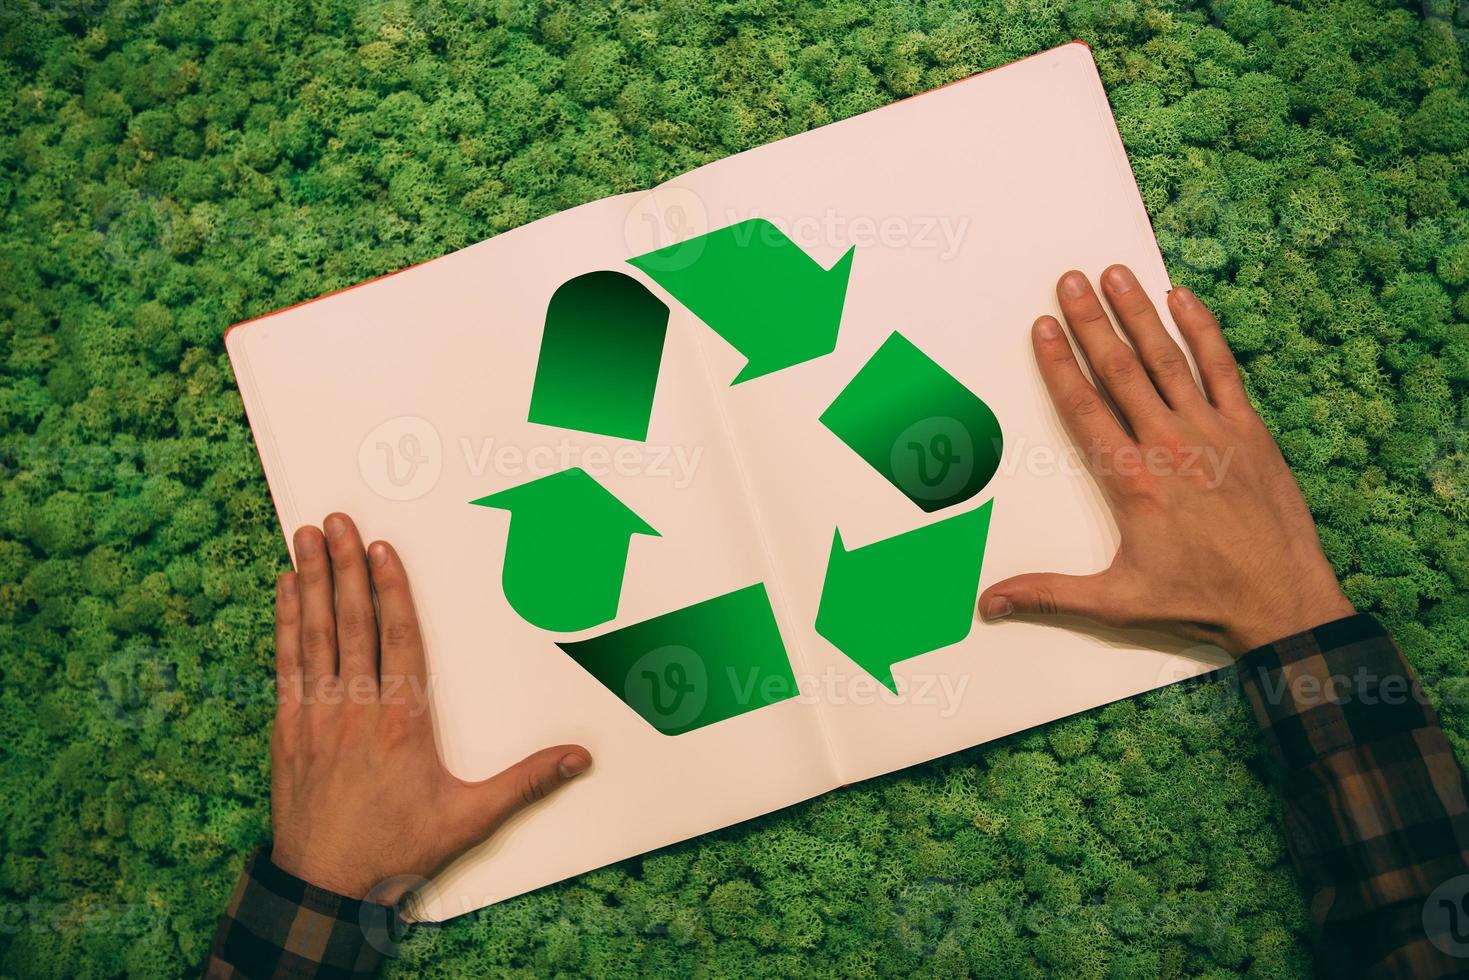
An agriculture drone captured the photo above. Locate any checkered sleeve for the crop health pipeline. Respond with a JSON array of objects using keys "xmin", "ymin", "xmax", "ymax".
[
  {"xmin": 202, "ymin": 849, "xmax": 394, "ymax": 979},
  {"xmin": 1238, "ymin": 613, "xmax": 1469, "ymax": 979}
]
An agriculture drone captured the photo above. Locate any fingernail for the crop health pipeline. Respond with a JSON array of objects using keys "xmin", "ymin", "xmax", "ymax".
[
  {"xmin": 1172, "ymin": 286, "xmax": 1197, "ymax": 306},
  {"xmin": 1035, "ymin": 317, "xmax": 1061, "ymax": 341},
  {"xmin": 369, "ymin": 542, "xmax": 390, "ymax": 567},
  {"xmin": 1059, "ymin": 271, "xmax": 1087, "ymax": 298},
  {"xmin": 324, "ymin": 514, "xmax": 348, "ymax": 539},
  {"xmin": 1104, "ymin": 266, "xmax": 1135, "ymax": 292},
  {"xmin": 559, "ymin": 753, "xmax": 589, "ymax": 778},
  {"xmin": 295, "ymin": 530, "xmax": 319, "ymax": 557},
  {"xmin": 983, "ymin": 596, "xmax": 1013, "ymax": 621}
]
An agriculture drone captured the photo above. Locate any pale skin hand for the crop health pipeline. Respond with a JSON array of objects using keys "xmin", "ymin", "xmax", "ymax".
[
  {"xmin": 979, "ymin": 265, "xmax": 1354, "ymax": 656},
  {"xmin": 270, "ymin": 513, "xmax": 591, "ymax": 903}
]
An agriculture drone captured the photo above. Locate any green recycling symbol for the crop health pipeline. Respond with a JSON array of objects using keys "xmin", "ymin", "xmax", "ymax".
[{"xmin": 472, "ymin": 218, "xmax": 1003, "ymax": 734}]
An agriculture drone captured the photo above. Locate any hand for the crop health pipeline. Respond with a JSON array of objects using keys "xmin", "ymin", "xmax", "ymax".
[
  {"xmin": 979, "ymin": 266, "xmax": 1353, "ymax": 655},
  {"xmin": 269, "ymin": 513, "xmax": 591, "ymax": 903}
]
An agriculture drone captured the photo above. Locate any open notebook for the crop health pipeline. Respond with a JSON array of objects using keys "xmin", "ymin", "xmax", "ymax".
[{"xmin": 225, "ymin": 41, "xmax": 1230, "ymax": 920}]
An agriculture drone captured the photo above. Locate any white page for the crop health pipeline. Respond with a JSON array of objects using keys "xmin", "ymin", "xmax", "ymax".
[
  {"xmin": 226, "ymin": 193, "xmax": 840, "ymax": 921},
  {"xmin": 225, "ymin": 42, "xmax": 1233, "ymax": 920},
  {"xmin": 620, "ymin": 42, "xmax": 1231, "ymax": 786}
]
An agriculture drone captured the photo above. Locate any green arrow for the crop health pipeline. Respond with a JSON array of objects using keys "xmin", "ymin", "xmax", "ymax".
[
  {"xmin": 628, "ymin": 218, "xmax": 855, "ymax": 384},
  {"xmin": 528, "ymin": 271, "xmax": 670, "ymax": 441},
  {"xmin": 815, "ymin": 501, "xmax": 993, "ymax": 693},
  {"xmin": 820, "ymin": 331, "xmax": 1004, "ymax": 513},
  {"xmin": 558, "ymin": 584, "xmax": 797, "ymax": 735},
  {"xmin": 470, "ymin": 468, "xmax": 658, "ymax": 632}
]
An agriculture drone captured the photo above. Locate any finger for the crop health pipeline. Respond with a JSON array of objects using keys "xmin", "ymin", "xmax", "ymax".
[
  {"xmin": 979, "ymin": 571, "xmax": 1115, "ymax": 623},
  {"xmin": 1168, "ymin": 287, "xmax": 1252, "ymax": 417},
  {"xmin": 269, "ymin": 720, "xmax": 298, "ymax": 806},
  {"xmin": 1032, "ymin": 316, "xmax": 1131, "ymax": 463},
  {"xmin": 293, "ymin": 525, "xmax": 338, "ymax": 681},
  {"xmin": 274, "ymin": 572, "xmax": 303, "ymax": 715},
  {"xmin": 1099, "ymin": 265, "xmax": 1205, "ymax": 412},
  {"xmin": 453, "ymin": 745, "xmax": 591, "ymax": 843},
  {"xmin": 1056, "ymin": 270, "xmax": 1168, "ymax": 432},
  {"xmin": 368, "ymin": 541, "xmax": 427, "ymax": 712},
  {"xmin": 324, "ymin": 513, "xmax": 378, "ymax": 701}
]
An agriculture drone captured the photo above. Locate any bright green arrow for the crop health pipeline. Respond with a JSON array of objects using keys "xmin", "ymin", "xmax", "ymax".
[
  {"xmin": 820, "ymin": 331, "xmax": 1004, "ymax": 513},
  {"xmin": 628, "ymin": 218, "xmax": 855, "ymax": 384},
  {"xmin": 470, "ymin": 468, "xmax": 658, "ymax": 632},
  {"xmin": 815, "ymin": 501, "xmax": 993, "ymax": 693},
  {"xmin": 558, "ymin": 583, "xmax": 797, "ymax": 735},
  {"xmin": 528, "ymin": 271, "xmax": 670, "ymax": 441}
]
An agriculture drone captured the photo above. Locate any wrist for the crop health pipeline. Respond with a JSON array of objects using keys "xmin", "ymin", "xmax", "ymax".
[
  {"xmin": 1223, "ymin": 587, "xmax": 1355, "ymax": 655},
  {"xmin": 270, "ymin": 845, "xmax": 374, "ymax": 901}
]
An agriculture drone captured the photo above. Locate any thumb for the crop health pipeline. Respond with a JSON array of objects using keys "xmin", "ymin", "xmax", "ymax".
[
  {"xmin": 453, "ymin": 744, "xmax": 591, "ymax": 842},
  {"xmin": 979, "ymin": 571, "xmax": 1113, "ymax": 622}
]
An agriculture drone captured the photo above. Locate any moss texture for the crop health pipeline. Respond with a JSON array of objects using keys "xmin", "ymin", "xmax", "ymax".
[{"xmin": 2, "ymin": 0, "xmax": 1468, "ymax": 976}]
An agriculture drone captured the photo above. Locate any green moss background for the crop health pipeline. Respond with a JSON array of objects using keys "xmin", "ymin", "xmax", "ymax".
[{"xmin": 2, "ymin": 0, "xmax": 1468, "ymax": 975}]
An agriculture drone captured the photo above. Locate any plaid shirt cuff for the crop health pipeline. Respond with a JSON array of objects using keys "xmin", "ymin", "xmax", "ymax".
[
  {"xmin": 203, "ymin": 849, "xmax": 395, "ymax": 979},
  {"xmin": 1237, "ymin": 613, "xmax": 1469, "ymax": 978},
  {"xmin": 1237, "ymin": 613, "xmax": 1442, "ymax": 771}
]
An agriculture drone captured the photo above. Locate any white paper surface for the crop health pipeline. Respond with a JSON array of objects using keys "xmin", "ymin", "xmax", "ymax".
[{"xmin": 226, "ymin": 42, "xmax": 1230, "ymax": 920}]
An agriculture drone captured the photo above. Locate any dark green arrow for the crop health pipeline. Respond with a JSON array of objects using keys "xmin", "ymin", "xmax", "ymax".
[
  {"xmin": 528, "ymin": 271, "xmax": 670, "ymax": 441},
  {"xmin": 820, "ymin": 331, "xmax": 1004, "ymax": 513},
  {"xmin": 557, "ymin": 583, "xmax": 797, "ymax": 735},
  {"xmin": 471, "ymin": 468, "xmax": 658, "ymax": 632},
  {"xmin": 628, "ymin": 218, "xmax": 854, "ymax": 384},
  {"xmin": 815, "ymin": 501, "xmax": 992, "ymax": 693}
]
